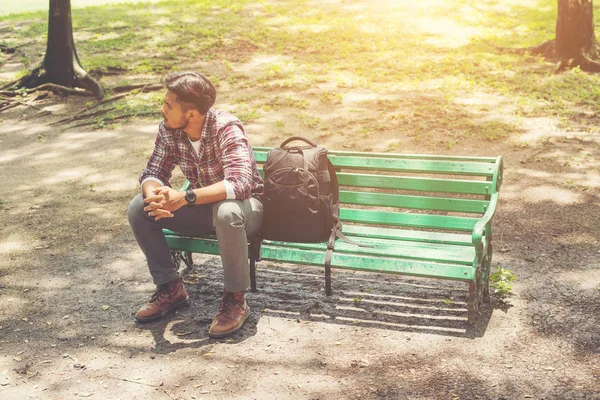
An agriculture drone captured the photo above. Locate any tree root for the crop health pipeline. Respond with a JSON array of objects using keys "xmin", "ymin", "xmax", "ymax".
[
  {"xmin": 10, "ymin": 65, "xmax": 104, "ymax": 98},
  {"xmin": 529, "ymin": 39, "xmax": 556, "ymax": 58},
  {"xmin": 112, "ymin": 83, "xmax": 163, "ymax": 93},
  {"xmin": 49, "ymin": 107, "xmax": 116, "ymax": 126},
  {"xmin": 482, "ymin": 38, "xmax": 556, "ymax": 59},
  {"xmin": 28, "ymin": 83, "xmax": 97, "ymax": 97},
  {"xmin": 556, "ymin": 54, "xmax": 600, "ymax": 73},
  {"xmin": 62, "ymin": 110, "xmax": 157, "ymax": 131},
  {"xmin": 0, "ymin": 44, "xmax": 16, "ymax": 54}
]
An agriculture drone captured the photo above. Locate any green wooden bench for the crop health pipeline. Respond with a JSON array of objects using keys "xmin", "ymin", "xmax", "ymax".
[{"xmin": 164, "ymin": 149, "xmax": 503, "ymax": 324}]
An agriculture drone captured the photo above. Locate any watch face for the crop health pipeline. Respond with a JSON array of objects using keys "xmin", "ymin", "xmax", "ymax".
[{"xmin": 185, "ymin": 190, "xmax": 196, "ymax": 204}]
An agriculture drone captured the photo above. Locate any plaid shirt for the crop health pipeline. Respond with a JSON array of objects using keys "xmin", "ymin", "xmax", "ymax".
[{"xmin": 139, "ymin": 108, "xmax": 263, "ymax": 200}]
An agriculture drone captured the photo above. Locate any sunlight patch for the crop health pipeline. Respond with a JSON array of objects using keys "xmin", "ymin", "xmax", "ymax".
[
  {"xmin": 519, "ymin": 185, "xmax": 580, "ymax": 205},
  {"xmin": 40, "ymin": 167, "xmax": 96, "ymax": 185},
  {"xmin": 554, "ymin": 267, "xmax": 600, "ymax": 291},
  {"xmin": 0, "ymin": 240, "xmax": 28, "ymax": 254}
]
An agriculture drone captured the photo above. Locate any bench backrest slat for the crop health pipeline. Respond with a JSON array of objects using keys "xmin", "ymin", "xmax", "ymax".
[
  {"xmin": 337, "ymin": 173, "xmax": 493, "ymax": 195},
  {"xmin": 251, "ymin": 148, "xmax": 502, "ymax": 232},
  {"xmin": 340, "ymin": 191, "xmax": 488, "ymax": 214},
  {"xmin": 254, "ymin": 150, "xmax": 497, "ymax": 175},
  {"xmin": 253, "ymin": 147, "xmax": 498, "ymax": 163},
  {"xmin": 339, "ymin": 209, "xmax": 479, "ymax": 231}
]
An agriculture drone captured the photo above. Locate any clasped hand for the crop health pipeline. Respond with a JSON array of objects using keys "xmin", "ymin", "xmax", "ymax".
[{"xmin": 143, "ymin": 186, "xmax": 185, "ymax": 220}]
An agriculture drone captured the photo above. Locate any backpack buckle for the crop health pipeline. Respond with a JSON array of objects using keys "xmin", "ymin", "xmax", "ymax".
[{"xmin": 327, "ymin": 241, "xmax": 335, "ymax": 250}]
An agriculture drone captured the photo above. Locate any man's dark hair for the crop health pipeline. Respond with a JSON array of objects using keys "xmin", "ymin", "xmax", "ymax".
[{"xmin": 161, "ymin": 71, "xmax": 216, "ymax": 114}]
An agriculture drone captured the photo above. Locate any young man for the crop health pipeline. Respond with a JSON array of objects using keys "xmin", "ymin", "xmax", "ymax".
[{"xmin": 127, "ymin": 71, "xmax": 263, "ymax": 338}]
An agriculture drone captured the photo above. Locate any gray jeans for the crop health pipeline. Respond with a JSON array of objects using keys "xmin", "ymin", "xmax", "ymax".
[{"xmin": 127, "ymin": 194, "xmax": 263, "ymax": 292}]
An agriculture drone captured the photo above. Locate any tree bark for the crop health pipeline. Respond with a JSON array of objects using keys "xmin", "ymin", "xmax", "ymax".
[
  {"xmin": 555, "ymin": 0, "xmax": 600, "ymax": 72},
  {"xmin": 18, "ymin": 0, "xmax": 104, "ymax": 98}
]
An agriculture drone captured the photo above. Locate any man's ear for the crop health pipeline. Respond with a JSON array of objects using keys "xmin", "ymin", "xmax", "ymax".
[{"xmin": 186, "ymin": 109, "xmax": 199, "ymax": 120}]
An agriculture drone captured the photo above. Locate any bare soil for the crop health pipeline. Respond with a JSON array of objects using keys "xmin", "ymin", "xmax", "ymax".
[{"xmin": 1, "ymin": 55, "xmax": 600, "ymax": 400}]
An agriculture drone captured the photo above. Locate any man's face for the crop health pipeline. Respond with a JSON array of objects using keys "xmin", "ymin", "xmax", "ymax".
[{"xmin": 161, "ymin": 90, "xmax": 188, "ymax": 130}]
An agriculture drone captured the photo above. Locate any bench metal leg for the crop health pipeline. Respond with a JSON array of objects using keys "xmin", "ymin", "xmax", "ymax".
[
  {"xmin": 483, "ymin": 239, "xmax": 493, "ymax": 301},
  {"xmin": 467, "ymin": 281, "xmax": 478, "ymax": 324},
  {"xmin": 171, "ymin": 250, "xmax": 194, "ymax": 276},
  {"xmin": 467, "ymin": 264, "xmax": 485, "ymax": 324},
  {"xmin": 325, "ymin": 266, "xmax": 332, "ymax": 296},
  {"xmin": 250, "ymin": 258, "xmax": 257, "ymax": 293}
]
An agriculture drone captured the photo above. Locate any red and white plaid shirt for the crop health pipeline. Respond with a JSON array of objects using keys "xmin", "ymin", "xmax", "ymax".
[{"xmin": 139, "ymin": 108, "xmax": 263, "ymax": 201}]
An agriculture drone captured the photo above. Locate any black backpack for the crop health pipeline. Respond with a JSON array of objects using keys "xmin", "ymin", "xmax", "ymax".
[{"xmin": 262, "ymin": 136, "xmax": 339, "ymax": 243}]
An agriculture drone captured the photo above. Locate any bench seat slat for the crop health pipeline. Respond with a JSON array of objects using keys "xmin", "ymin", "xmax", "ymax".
[
  {"xmin": 341, "ymin": 225, "xmax": 473, "ymax": 245},
  {"xmin": 264, "ymin": 236, "xmax": 475, "ymax": 265},
  {"xmin": 339, "ymin": 208, "xmax": 478, "ymax": 231},
  {"xmin": 337, "ymin": 173, "xmax": 493, "ymax": 195},
  {"xmin": 164, "ymin": 231, "xmax": 475, "ymax": 270},
  {"xmin": 340, "ymin": 191, "xmax": 488, "ymax": 213},
  {"xmin": 259, "ymin": 246, "xmax": 475, "ymax": 281}
]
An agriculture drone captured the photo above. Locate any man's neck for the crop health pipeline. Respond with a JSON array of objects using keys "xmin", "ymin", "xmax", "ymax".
[{"xmin": 184, "ymin": 114, "xmax": 206, "ymax": 142}]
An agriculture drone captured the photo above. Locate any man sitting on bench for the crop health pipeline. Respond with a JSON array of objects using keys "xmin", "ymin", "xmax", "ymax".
[{"xmin": 127, "ymin": 71, "xmax": 264, "ymax": 338}]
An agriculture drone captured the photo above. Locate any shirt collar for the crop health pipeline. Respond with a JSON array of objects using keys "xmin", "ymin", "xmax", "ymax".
[{"xmin": 200, "ymin": 108, "xmax": 215, "ymax": 142}]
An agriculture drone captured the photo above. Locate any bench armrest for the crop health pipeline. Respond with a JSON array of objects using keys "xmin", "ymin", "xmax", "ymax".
[
  {"xmin": 180, "ymin": 180, "xmax": 191, "ymax": 191},
  {"xmin": 471, "ymin": 192, "xmax": 499, "ymax": 252}
]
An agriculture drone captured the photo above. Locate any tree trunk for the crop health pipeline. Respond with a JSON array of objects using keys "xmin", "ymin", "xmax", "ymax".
[
  {"xmin": 19, "ymin": 0, "xmax": 104, "ymax": 98},
  {"xmin": 555, "ymin": 0, "xmax": 600, "ymax": 72}
]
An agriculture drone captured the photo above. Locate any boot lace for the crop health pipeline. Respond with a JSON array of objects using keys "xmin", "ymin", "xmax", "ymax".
[
  {"xmin": 217, "ymin": 292, "xmax": 241, "ymax": 315},
  {"xmin": 149, "ymin": 284, "xmax": 170, "ymax": 303}
]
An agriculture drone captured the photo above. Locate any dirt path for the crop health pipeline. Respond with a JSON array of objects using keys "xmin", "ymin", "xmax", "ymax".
[{"xmin": 0, "ymin": 85, "xmax": 599, "ymax": 400}]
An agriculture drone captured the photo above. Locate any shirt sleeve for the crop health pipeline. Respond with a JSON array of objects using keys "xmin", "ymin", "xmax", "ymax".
[
  {"xmin": 223, "ymin": 180, "xmax": 236, "ymax": 200},
  {"xmin": 139, "ymin": 124, "xmax": 175, "ymax": 187},
  {"xmin": 218, "ymin": 124, "xmax": 255, "ymax": 200}
]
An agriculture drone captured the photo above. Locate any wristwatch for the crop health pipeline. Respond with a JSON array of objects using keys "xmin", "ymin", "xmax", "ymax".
[{"xmin": 184, "ymin": 189, "xmax": 197, "ymax": 206}]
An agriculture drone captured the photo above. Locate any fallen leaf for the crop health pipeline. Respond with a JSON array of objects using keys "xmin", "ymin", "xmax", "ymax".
[
  {"xmin": 334, "ymin": 342, "xmax": 341, "ymax": 345},
  {"xmin": 203, "ymin": 352, "xmax": 213, "ymax": 356},
  {"xmin": 193, "ymin": 384, "xmax": 203, "ymax": 388},
  {"xmin": 63, "ymin": 315, "xmax": 70, "ymax": 320},
  {"xmin": 175, "ymin": 331, "xmax": 191, "ymax": 336},
  {"xmin": 13, "ymin": 357, "xmax": 22, "ymax": 362},
  {"xmin": 78, "ymin": 393, "xmax": 94, "ymax": 397},
  {"xmin": 544, "ymin": 367, "xmax": 555, "ymax": 371},
  {"xmin": 102, "ymin": 305, "xmax": 110, "ymax": 311},
  {"xmin": 524, "ymin": 396, "xmax": 534, "ymax": 399},
  {"xmin": 39, "ymin": 360, "xmax": 53, "ymax": 364},
  {"xmin": 46, "ymin": 322, "xmax": 52, "ymax": 325}
]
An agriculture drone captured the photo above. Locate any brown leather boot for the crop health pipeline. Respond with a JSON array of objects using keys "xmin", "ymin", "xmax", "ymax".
[
  {"xmin": 135, "ymin": 277, "xmax": 189, "ymax": 323},
  {"xmin": 208, "ymin": 291, "xmax": 249, "ymax": 338}
]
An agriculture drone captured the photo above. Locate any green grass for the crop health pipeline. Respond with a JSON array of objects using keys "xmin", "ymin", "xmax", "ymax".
[{"xmin": 2, "ymin": 0, "xmax": 600, "ymax": 141}]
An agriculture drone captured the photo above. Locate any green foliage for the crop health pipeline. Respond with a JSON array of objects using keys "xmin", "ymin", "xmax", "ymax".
[
  {"xmin": 319, "ymin": 92, "xmax": 343, "ymax": 104},
  {"xmin": 489, "ymin": 266, "xmax": 518, "ymax": 297},
  {"xmin": 352, "ymin": 296, "xmax": 363, "ymax": 305},
  {"xmin": 300, "ymin": 112, "xmax": 320, "ymax": 129},
  {"xmin": 4, "ymin": 0, "xmax": 600, "ymax": 139}
]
